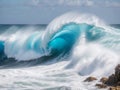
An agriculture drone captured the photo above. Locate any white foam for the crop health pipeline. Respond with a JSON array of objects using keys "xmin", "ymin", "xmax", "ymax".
[
  {"xmin": 66, "ymin": 42, "xmax": 119, "ymax": 77},
  {"xmin": 4, "ymin": 26, "xmax": 46, "ymax": 61}
]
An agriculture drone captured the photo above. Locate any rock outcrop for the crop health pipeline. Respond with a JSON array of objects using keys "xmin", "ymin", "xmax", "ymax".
[
  {"xmin": 105, "ymin": 64, "xmax": 120, "ymax": 86},
  {"xmin": 84, "ymin": 64, "xmax": 120, "ymax": 89},
  {"xmin": 100, "ymin": 77, "xmax": 108, "ymax": 84},
  {"xmin": 84, "ymin": 76, "xmax": 97, "ymax": 82},
  {"xmin": 109, "ymin": 86, "xmax": 120, "ymax": 90},
  {"xmin": 95, "ymin": 83, "xmax": 107, "ymax": 89}
]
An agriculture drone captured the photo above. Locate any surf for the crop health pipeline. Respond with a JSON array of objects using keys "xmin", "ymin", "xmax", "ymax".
[
  {"xmin": 0, "ymin": 13, "xmax": 120, "ymax": 77},
  {"xmin": 0, "ymin": 12, "xmax": 120, "ymax": 90}
]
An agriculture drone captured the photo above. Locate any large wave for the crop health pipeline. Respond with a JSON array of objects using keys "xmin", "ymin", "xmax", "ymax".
[{"xmin": 0, "ymin": 12, "xmax": 120, "ymax": 77}]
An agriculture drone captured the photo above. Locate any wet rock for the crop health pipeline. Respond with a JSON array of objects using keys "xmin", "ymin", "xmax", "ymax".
[
  {"xmin": 105, "ymin": 64, "xmax": 120, "ymax": 86},
  {"xmin": 84, "ymin": 76, "xmax": 97, "ymax": 82},
  {"xmin": 115, "ymin": 64, "xmax": 120, "ymax": 81},
  {"xmin": 85, "ymin": 64, "xmax": 120, "ymax": 89},
  {"xmin": 105, "ymin": 74, "xmax": 117, "ymax": 86},
  {"xmin": 109, "ymin": 86, "xmax": 120, "ymax": 90},
  {"xmin": 100, "ymin": 77, "xmax": 108, "ymax": 84},
  {"xmin": 109, "ymin": 87, "xmax": 116, "ymax": 90},
  {"xmin": 117, "ymin": 82, "xmax": 120, "ymax": 86},
  {"xmin": 95, "ymin": 83, "xmax": 107, "ymax": 89}
]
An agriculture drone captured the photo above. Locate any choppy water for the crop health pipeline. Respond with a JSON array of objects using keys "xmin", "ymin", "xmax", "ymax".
[{"xmin": 0, "ymin": 13, "xmax": 120, "ymax": 90}]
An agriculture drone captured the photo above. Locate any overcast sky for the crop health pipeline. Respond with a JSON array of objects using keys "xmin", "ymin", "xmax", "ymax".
[{"xmin": 0, "ymin": 0, "xmax": 120, "ymax": 24}]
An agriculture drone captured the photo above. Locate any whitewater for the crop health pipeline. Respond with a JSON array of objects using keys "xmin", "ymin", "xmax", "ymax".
[{"xmin": 0, "ymin": 13, "xmax": 120, "ymax": 90}]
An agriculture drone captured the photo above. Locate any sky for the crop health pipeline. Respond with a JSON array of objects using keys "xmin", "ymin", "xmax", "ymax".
[{"xmin": 0, "ymin": 0, "xmax": 120, "ymax": 24}]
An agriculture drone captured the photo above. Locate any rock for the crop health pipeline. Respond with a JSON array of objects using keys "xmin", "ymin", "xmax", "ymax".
[
  {"xmin": 116, "ymin": 86, "xmax": 120, "ymax": 89},
  {"xmin": 109, "ymin": 87, "xmax": 116, "ymax": 90},
  {"xmin": 115, "ymin": 64, "xmax": 120, "ymax": 81},
  {"xmin": 95, "ymin": 84, "xmax": 107, "ymax": 89},
  {"xmin": 86, "ymin": 64, "xmax": 120, "ymax": 89},
  {"xmin": 84, "ymin": 76, "xmax": 97, "ymax": 82},
  {"xmin": 105, "ymin": 64, "xmax": 120, "ymax": 86},
  {"xmin": 100, "ymin": 77, "xmax": 108, "ymax": 84},
  {"xmin": 105, "ymin": 74, "xmax": 117, "ymax": 86},
  {"xmin": 109, "ymin": 86, "xmax": 120, "ymax": 90},
  {"xmin": 117, "ymin": 82, "xmax": 120, "ymax": 86}
]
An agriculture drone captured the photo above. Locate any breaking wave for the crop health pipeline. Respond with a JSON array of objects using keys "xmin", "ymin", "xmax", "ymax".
[{"xmin": 0, "ymin": 13, "xmax": 120, "ymax": 77}]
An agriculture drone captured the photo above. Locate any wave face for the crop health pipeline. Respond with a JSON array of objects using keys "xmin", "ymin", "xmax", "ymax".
[
  {"xmin": 0, "ymin": 41, "xmax": 4, "ymax": 54},
  {"xmin": 0, "ymin": 13, "xmax": 120, "ymax": 90},
  {"xmin": 48, "ymin": 23, "xmax": 81, "ymax": 55}
]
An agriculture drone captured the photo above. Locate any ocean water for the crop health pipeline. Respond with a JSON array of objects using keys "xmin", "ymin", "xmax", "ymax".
[{"xmin": 0, "ymin": 13, "xmax": 120, "ymax": 90}]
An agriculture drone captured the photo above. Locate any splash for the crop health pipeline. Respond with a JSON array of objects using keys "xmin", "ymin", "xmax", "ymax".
[{"xmin": 0, "ymin": 12, "xmax": 120, "ymax": 77}]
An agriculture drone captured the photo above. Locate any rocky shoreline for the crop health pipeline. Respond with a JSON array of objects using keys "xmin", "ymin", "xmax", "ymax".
[{"xmin": 84, "ymin": 64, "xmax": 120, "ymax": 90}]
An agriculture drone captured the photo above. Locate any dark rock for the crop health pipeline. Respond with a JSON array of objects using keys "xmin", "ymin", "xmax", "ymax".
[
  {"xmin": 105, "ymin": 64, "xmax": 120, "ymax": 86},
  {"xmin": 117, "ymin": 82, "xmax": 120, "ymax": 86},
  {"xmin": 105, "ymin": 74, "xmax": 117, "ymax": 86},
  {"xmin": 84, "ymin": 76, "xmax": 97, "ymax": 82},
  {"xmin": 115, "ymin": 64, "xmax": 120, "ymax": 82},
  {"xmin": 95, "ymin": 83, "xmax": 107, "ymax": 89}
]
